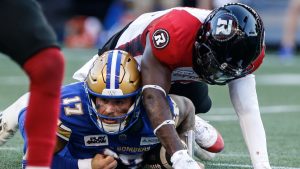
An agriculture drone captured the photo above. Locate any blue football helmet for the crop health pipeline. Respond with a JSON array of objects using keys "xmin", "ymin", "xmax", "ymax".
[{"xmin": 85, "ymin": 50, "xmax": 141, "ymax": 134}]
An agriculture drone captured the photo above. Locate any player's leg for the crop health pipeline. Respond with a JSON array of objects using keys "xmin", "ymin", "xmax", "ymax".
[
  {"xmin": 0, "ymin": 93, "xmax": 30, "ymax": 145},
  {"xmin": 0, "ymin": 0, "xmax": 65, "ymax": 168},
  {"xmin": 169, "ymin": 81, "xmax": 211, "ymax": 113},
  {"xmin": 18, "ymin": 108, "xmax": 30, "ymax": 168},
  {"xmin": 170, "ymin": 82, "xmax": 224, "ymax": 159},
  {"xmin": 23, "ymin": 47, "xmax": 64, "ymax": 168},
  {"xmin": 194, "ymin": 115, "xmax": 224, "ymax": 160}
]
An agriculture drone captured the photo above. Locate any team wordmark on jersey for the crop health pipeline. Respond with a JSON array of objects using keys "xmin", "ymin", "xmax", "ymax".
[
  {"xmin": 171, "ymin": 67, "xmax": 200, "ymax": 82},
  {"xmin": 140, "ymin": 137, "xmax": 160, "ymax": 145},
  {"xmin": 84, "ymin": 135, "xmax": 108, "ymax": 146},
  {"xmin": 152, "ymin": 29, "xmax": 169, "ymax": 49},
  {"xmin": 117, "ymin": 146, "xmax": 151, "ymax": 153}
]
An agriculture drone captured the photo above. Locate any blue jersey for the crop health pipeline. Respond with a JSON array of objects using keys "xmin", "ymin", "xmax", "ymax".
[{"xmin": 19, "ymin": 82, "xmax": 178, "ymax": 168}]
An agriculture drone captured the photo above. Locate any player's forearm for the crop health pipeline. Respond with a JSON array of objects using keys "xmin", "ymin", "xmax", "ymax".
[
  {"xmin": 143, "ymin": 90, "xmax": 184, "ymax": 155},
  {"xmin": 155, "ymin": 125, "xmax": 185, "ymax": 154}
]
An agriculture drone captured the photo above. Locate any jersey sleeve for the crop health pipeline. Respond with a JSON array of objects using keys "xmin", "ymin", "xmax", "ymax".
[
  {"xmin": 56, "ymin": 83, "xmax": 86, "ymax": 141},
  {"xmin": 57, "ymin": 119, "xmax": 72, "ymax": 141},
  {"xmin": 146, "ymin": 10, "xmax": 200, "ymax": 70}
]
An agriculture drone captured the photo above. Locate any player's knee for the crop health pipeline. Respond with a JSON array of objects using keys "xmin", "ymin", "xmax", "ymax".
[
  {"xmin": 170, "ymin": 82, "xmax": 212, "ymax": 114},
  {"xmin": 24, "ymin": 48, "xmax": 65, "ymax": 85},
  {"xmin": 33, "ymin": 48, "xmax": 64, "ymax": 80},
  {"xmin": 194, "ymin": 97, "xmax": 211, "ymax": 114}
]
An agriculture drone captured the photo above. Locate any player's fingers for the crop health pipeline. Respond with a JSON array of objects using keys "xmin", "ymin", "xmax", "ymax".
[
  {"xmin": 92, "ymin": 154, "xmax": 116, "ymax": 169},
  {"xmin": 94, "ymin": 153, "xmax": 106, "ymax": 159},
  {"xmin": 103, "ymin": 155, "xmax": 116, "ymax": 163},
  {"xmin": 104, "ymin": 159, "xmax": 117, "ymax": 169}
]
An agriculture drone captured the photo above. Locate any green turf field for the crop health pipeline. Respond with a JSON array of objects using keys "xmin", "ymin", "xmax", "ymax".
[{"xmin": 0, "ymin": 49, "xmax": 299, "ymax": 169}]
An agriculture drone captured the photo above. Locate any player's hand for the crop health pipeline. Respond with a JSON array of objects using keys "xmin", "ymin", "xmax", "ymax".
[
  {"xmin": 171, "ymin": 150, "xmax": 204, "ymax": 169},
  {"xmin": 91, "ymin": 154, "xmax": 117, "ymax": 169}
]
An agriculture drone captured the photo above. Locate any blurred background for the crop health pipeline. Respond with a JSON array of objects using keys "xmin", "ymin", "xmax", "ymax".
[
  {"xmin": 37, "ymin": 0, "xmax": 300, "ymax": 60},
  {"xmin": 1, "ymin": 1, "xmax": 300, "ymax": 168}
]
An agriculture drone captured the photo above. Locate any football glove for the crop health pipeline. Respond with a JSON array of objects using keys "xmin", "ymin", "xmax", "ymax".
[{"xmin": 171, "ymin": 150, "xmax": 204, "ymax": 169}]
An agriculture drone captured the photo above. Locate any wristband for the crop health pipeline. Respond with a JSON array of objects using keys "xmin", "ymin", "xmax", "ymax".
[
  {"xmin": 78, "ymin": 159, "xmax": 92, "ymax": 169},
  {"xmin": 153, "ymin": 120, "xmax": 175, "ymax": 135},
  {"xmin": 142, "ymin": 85, "xmax": 166, "ymax": 96}
]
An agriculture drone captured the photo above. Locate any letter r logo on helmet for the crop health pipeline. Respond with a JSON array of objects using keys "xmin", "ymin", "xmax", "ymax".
[
  {"xmin": 216, "ymin": 18, "xmax": 232, "ymax": 35},
  {"xmin": 193, "ymin": 3, "xmax": 265, "ymax": 85}
]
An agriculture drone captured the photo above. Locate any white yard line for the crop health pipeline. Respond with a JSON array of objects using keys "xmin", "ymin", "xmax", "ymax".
[
  {"xmin": 202, "ymin": 105, "xmax": 300, "ymax": 121},
  {"xmin": 1, "ymin": 74, "xmax": 300, "ymax": 85},
  {"xmin": 207, "ymin": 163, "xmax": 300, "ymax": 169},
  {"xmin": 0, "ymin": 76, "xmax": 28, "ymax": 85},
  {"xmin": 0, "ymin": 147, "xmax": 22, "ymax": 151},
  {"xmin": 208, "ymin": 105, "xmax": 300, "ymax": 115},
  {"xmin": 256, "ymin": 74, "xmax": 300, "ymax": 85},
  {"xmin": 219, "ymin": 153, "xmax": 298, "ymax": 159}
]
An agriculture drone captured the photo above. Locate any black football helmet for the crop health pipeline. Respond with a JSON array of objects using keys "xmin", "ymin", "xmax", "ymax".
[{"xmin": 193, "ymin": 3, "xmax": 265, "ymax": 85}]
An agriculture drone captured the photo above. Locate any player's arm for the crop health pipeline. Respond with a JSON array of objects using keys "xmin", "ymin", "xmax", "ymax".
[
  {"xmin": 142, "ymin": 35, "xmax": 201, "ymax": 169},
  {"xmin": 141, "ymin": 34, "xmax": 184, "ymax": 154},
  {"xmin": 52, "ymin": 122, "xmax": 117, "ymax": 169},
  {"xmin": 52, "ymin": 152, "xmax": 117, "ymax": 169},
  {"xmin": 169, "ymin": 94, "xmax": 195, "ymax": 136},
  {"xmin": 54, "ymin": 137, "xmax": 67, "ymax": 153},
  {"xmin": 229, "ymin": 74, "xmax": 271, "ymax": 169}
]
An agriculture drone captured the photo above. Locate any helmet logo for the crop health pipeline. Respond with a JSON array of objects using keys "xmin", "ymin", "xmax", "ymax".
[
  {"xmin": 212, "ymin": 13, "xmax": 238, "ymax": 42},
  {"xmin": 152, "ymin": 29, "xmax": 170, "ymax": 49},
  {"xmin": 235, "ymin": 69, "xmax": 242, "ymax": 75},
  {"xmin": 216, "ymin": 18, "xmax": 232, "ymax": 35},
  {"xmin": 102, "ymin": 89, "xmax": 123, "ymax": 96},
  {"xmin": 220, "ymin": 63, "xmax": 228, "ymax": 70}
]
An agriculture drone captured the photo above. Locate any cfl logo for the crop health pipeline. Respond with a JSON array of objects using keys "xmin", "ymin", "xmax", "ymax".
[{"xmin": 216, "ymin": 18, "xmax": 233, "ymax": 35}]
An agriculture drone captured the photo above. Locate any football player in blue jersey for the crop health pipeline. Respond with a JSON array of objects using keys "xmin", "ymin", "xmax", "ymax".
[{"xmin": 0, "ymin": 50, "xmax": 222, "ymax": 169}]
